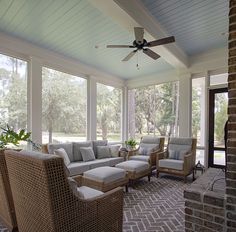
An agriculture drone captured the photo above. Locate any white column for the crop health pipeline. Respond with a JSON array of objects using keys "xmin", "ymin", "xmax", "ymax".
[
  {"xmin": 29, "ymin": 57, "xmax": 42, "ymax": 144},
  {"xmin": 122, "ymin": 86, "xmax": 128, "ymax": 143},
  {"xmin": 178, "ymin": 73, "xmax": 191, "ymax": 137},
  {"xmin": 88, "ymin": 76, "xmax": 97, "ymax": 140}
]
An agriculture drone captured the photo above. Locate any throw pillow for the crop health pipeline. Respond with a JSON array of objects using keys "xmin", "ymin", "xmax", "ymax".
[
  {"xmin": 54, "ymin": 148, "xmax": 71, "ymax": 166},
  {"xmin": 178, "ymin": 150, "xmax": 188, "ymax": 160},
  {"xmin": 92, "ymin": 140, "xmax": 108, "ymax": 158},
  {"xmin": 73, "ymin": 141, "xmax": 92, "ymax": 161},
  {"xmin": 168, "ymin": 150, "xmax": 177, "ymax": 159},
  {"xmin": 97, "ymin": 146, "xmax": 111, "ymax": 159},
  {"xmin": 80, "ymin": 147, "xmax": 96, "ymax": 162},
  {"xmin": 109, "ymin": 145, "xmax": 121, "ymax": 157}
]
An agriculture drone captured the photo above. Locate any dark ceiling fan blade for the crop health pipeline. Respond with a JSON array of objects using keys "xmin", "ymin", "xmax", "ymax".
[
  {"xmin": 147, "ymin": 36, "xmax": 175, "ymax": 47},
  {"xmin": 143, "ymin": 48, "xmax": 160, "ymax": 60},
  {"xmin": 134, "ymin": 27, "xmax": 144, "ymax": 45},
  {"xmin": 107, "ymin": 45, "xmax": 135, "ymax": 48},
  {"xmin": 122, "ymin": 50, "xmax": 137, "ymax": 61}
]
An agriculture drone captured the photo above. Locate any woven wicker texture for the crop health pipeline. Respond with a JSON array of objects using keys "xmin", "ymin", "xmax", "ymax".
[
  {"xmin": 128, "ymin": 137, "xmax": 165, "ymax": 167},
  {"xmin": 156, "ymin": 138, "xmax": 197, "ymax": 181},
  {"xmin": 5, "ymin": 150, "xmax": 123, "ymax": 232},
  {"xmin": 0, "ymin": 150, "xmax": 17, "ymax": 231}
]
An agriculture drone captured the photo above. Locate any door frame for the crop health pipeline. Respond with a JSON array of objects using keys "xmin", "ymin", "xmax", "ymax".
[{"xmin": 208, "ymin": 87, "xmax": 228, "ymax": 168}]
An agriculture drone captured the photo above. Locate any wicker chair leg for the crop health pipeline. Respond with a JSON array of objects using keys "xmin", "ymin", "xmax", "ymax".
[
  {"xmin": 156, "ymin": 170, "xmax": 159, "ymax": 178},
  {"xmin": 184, "ymin": 176, "xmax": 187, "ymax": 183},
  {"xmin": 125, "ymin": 184, "xmax": 128, "ymax": 193},
  {"xmin": 148, "ymin": 174, "xmax": 151, "ymax": 182}
]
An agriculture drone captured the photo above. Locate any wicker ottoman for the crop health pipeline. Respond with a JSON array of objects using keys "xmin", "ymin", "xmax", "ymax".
[
  {"xmin": 115, "ymin": 160, "xmax": 151, "ymax": 183},
  {"xmin": 82, "ymin": 166, "xmax": 129, "ymax": 192}
]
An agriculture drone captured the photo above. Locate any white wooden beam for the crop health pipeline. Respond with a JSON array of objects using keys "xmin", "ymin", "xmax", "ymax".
[{"xmin": 89, "ymin": 0, "xmax": 188, "ymax": 69}]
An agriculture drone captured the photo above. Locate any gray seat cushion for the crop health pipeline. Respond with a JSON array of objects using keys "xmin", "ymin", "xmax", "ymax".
[
  {"xmin": 159, "ymin": 159, "xmax": 184, "ymax": 171},
  {"xmin": 67, "ymin": 162, "xmax": 90, "ymax": 176},
  {"xmin": 108, "ymin": 157, "xmax": 124, "ymax": 166},
  {"xmin": 47, "ymin": 143, "xmax": 73, "ymax": 161},
  {"xmin": 86, "ymin": 159, "xmax": 111, "ymax": 169},
  {"xmin": 77, "ymin": 186, "xmax": 103, "ymax": 199},
  {"xmin": 83, "ymin": 166, "xmax": 126, "ymax": 184},
  {"xmin": 130, "ymin": 155, "xmax": 150, "ymax": 163},
  {"xmin": 116, "ymin": 160, "xmax": 149, "ymax": 173},
  {"xmin": 73, "ymin": 141, "xmax": 92, "ymax": 161}
]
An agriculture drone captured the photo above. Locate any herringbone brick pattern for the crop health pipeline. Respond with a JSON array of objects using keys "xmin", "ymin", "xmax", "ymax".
[
  {"xmin": 123, "ymin": 175, "xmax": 188, "ymax": 232},
  {"xmin": 0, "ymin": 174, "xmax": 188, "ymax": 232}
]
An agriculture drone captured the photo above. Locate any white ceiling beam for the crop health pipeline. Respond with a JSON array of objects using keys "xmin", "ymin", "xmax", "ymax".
[{"xmin": 113, "ymin": 0, "xmax": 189, "ymax": 68}]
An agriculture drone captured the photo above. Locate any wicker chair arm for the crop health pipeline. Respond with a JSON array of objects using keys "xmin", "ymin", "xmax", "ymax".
[
  {"xmin": 72, "ymin": 175, "xmax": 83, "ymax": 186},
  {"xmin": 156, "ymin": 150, "xmax": 167, "ymax": 161},
  {"xmin": 127, "ymin": 148, "xmax": 139, "ymax": 159},
  {"xmin": 148, "ymin": 148, "xmax": 161, "ymax": 166},
  {"xmin": 183, "ymin": 153, "xmax": 194, "ymax": 174}
]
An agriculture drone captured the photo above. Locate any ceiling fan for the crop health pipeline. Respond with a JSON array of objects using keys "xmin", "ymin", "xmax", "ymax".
[{"xmin": 107, "ymin": 27, "xmax": 175, "ymax": 61}]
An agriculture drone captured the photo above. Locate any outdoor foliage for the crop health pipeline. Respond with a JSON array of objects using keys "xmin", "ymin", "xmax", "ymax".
[{"xmin": 128, "ymin": 82, "xmax": 179, "ymax": 139}]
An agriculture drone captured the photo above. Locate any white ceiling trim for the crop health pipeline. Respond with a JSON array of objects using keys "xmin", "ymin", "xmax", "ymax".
[
  {"xmin": 113, "ymin": 0, "xmax": 189, "ymax": 68},
  {"xmin": 0, "ymin": 32, "xmax": 125, "ymax": 87}
]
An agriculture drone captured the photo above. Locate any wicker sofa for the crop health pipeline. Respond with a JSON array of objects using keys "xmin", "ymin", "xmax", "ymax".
[
  {"xmin": 5, "ymin": 149, "xmax": 124, "ymax": 232},
  {"xmin": 42, "ymin": 140, "xmax": 124, "ymax": 176},
  {"xmin": 0, "ymin": 150, "xmax": 17, "ymax": 232}
]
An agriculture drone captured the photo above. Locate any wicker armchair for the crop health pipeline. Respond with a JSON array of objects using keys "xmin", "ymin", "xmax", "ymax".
[
  {"xmin": 0, "ymin": 150, "xmax": 17, "ymax": 231},
  {"xmin": 156, "ymin": 137, "xmax": 197, "ymax": 182},
  {"xmin": 5, "ymin": 150, "xmax": 124, "ymax": 232},
  {"xmin": 128, "ymin": 136, "xmax": 165, "ymax": 169}
]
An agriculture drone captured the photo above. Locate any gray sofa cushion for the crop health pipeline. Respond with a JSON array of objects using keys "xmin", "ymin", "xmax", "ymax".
[
  {"xmin": 92, "ymin": 140, "xmax": 108, "ymax": 158},
  {"xmin": 97, "ymin": 146, "xmax": 111, "ymax": 159},
  {"xmin": 47, "ymin": 143, "xmax": 73, "ymax": 161},
  {"xmin": 108, "ymin": 157, "xmax": 124, "ymax": 166},
  {"xmin": 73, "ymin": 141, "xmax": 92, "ymax": 161},
  {"xmin": 87, "ymin": 159, "xmax": 111, "ymax": 169},
  {"xmin": 159, "ymin": 159, "xmax": 184, "ymax": 171},
  {"xmin": 141, "ymin": 136, "xmax": 160, "ymax": 144},
  {"xmin": 67, "ymin": 162, "xmax": 90, "ymax": 176}
]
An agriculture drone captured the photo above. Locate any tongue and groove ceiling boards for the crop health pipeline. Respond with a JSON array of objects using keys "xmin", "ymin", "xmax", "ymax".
[
  {"xmin": 0, "ymin": 0, "xmax": 229, "ymax": 79},
  {"xmin": 140, "ymin": 0, "xmax": 228, "ymax": 56}
]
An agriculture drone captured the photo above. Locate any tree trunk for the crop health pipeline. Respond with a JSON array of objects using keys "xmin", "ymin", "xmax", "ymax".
[{"xmin": 48, "ymin": 123, "xmax": 53, "ymax": 143}]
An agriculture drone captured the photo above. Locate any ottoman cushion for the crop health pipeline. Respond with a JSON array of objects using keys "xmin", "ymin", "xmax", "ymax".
[
  {"xmin": 83, "ymin": 166, "xmax": 126, "ymax": 184},
  {"xmin": 116, "ymin": 160, "xmax": 149, "ymax": 173},
  {"xmin": 129, "ymin": 155, "xmax": 150, "ymax": 163}
]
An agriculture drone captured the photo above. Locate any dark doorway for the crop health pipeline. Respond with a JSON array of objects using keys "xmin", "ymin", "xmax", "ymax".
[{"xmin": 208, "ymin": 87, "xmax": 228, "ymax": 168}]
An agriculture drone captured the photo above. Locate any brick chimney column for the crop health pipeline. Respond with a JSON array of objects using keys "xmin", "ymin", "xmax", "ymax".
[{"xmin": 227, "ymin": 1, "xmax": 236, "ymax": 230}]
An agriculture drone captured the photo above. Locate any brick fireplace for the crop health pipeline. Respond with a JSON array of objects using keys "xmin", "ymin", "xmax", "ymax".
[{"xmin": 185, "ymin": 0, "xmax": 236, "ymax": 231}]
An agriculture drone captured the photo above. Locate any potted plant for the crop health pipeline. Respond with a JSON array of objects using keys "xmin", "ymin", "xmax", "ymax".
[
  {"xmin": 0, "ymin": 124, "xmax": 41, "ymax": 150},
  {"xmin": 125, "ymin": 138, "xmax": 138, "ymax": 150}
]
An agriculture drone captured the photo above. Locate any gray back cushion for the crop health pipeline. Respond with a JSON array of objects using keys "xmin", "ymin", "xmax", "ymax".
[
  {"xmin": 139, "ymin": 143, "xmax": 159, "ymax": 155},
  {"xmin": 47, "ymin": 143, "xmax": 73, "ymax": 161},
  {"xmin": 92, "ymin": 140, "xmax": 108, "ymax": 158},
  {"xmin": 168, "ymin": 137, "xmax": 192, "ymax": 156},
  {"xmin": 73, "ymin": 141, "xmax": 92, "ymax": 161},
  {"xmin": 141, "ymin": 136, "xmax": 160, "ymax": 145}
]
